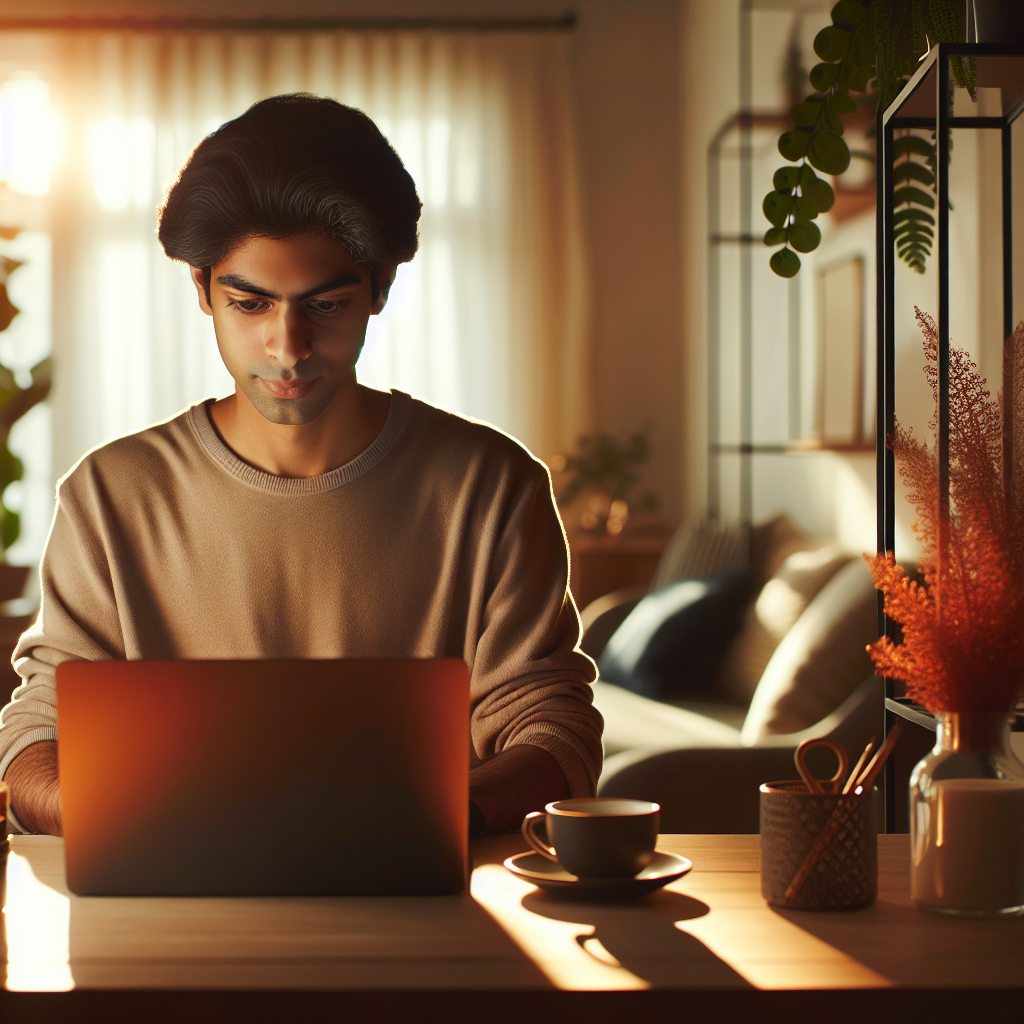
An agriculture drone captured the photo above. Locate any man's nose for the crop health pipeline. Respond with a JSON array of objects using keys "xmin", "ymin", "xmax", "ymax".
[{"xmin": 264, "ymin": 305, "xmax": 313, "ymax": 368}]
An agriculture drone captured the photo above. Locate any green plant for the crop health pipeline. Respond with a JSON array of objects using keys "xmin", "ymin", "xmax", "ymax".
[
  {"xmin": 764, "ymin": 0, "xmax": 976, "ymax": 278},
  {"xmin": 555, "ymin": 430, "xmax": 655, "ymax": 511},
  {"xmin": 0, "ymin": 245, "xmax": 52, "ymax": 554}
]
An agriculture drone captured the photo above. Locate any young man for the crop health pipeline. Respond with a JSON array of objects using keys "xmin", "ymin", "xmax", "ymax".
[{"xmin": 0, "ymin": 95, "xmax": 602, "ymax": 837}]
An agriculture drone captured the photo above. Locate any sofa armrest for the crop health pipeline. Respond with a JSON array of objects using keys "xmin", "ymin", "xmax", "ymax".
[
  {"xmin": 598, "ymin": 746, "xmax": 800, "ymax": 833},
  {"xmin": 579, "ymin": 585, "xmax": 647, "ymax": 660}
]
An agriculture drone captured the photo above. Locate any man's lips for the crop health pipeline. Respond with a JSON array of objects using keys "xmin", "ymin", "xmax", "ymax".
[{"xmin": 259, "ymin": 377, "xmax": 318, "ymax": 400}]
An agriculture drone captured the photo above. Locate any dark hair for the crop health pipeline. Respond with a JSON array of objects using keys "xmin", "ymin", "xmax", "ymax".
[{"xmin": 158, "ymin": 94, "xmax": 421, "ymax": 284}]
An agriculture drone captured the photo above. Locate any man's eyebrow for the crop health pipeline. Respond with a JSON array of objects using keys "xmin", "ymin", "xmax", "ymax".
[
  {"xmin": 216, "ymin": 274, "xmax": 279, "ymax": 298},
  {"xmin": 215, "ymin": 272, "xmax": 363, "ymax": 301},
  {"xmin": 296, "ymin": 273, "xmax": 363, "ymax": 299}
]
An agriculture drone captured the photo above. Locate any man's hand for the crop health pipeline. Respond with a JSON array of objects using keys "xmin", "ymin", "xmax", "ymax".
[
  {"xmin": 6, "ymin": 741, "xmax": 62, "ymax": 836},
  {"xmin": 469, "ymin": 744, "xmax": 570, "ymax": 835}
]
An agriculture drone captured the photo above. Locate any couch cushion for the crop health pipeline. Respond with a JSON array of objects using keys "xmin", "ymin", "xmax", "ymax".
[
  {"xmin": 717, "ymin": 544, "xmax": 852, "ymax": 705},
  {"xmin": 591, "ymin": 681, "xmax": 742, "ymax": 757},
  {"xmin": 597, "ymin": 573, "xmax": 750, "ymax": 700},
  {"xmin": 740, "ymin": 559, "xmax": 878, "ymax": 743}
]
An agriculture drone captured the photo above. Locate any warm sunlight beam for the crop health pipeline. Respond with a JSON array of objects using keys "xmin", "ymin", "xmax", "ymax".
[
  {"xmin": 4, "ymin": 847, "xmax": 73, "ymax": 991},
  {"xmin": 470, "ymin": 864, "xmax": 650, "ymax": 990},
  {"xmin": 0, "ymin": 74, "xmax": 63, "ymax": 198},
  {"xmin": 675, "ymin": 908, "xmax": 893, "ymax": 989}
]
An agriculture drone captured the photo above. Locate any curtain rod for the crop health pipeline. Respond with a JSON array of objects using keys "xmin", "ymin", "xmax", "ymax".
[{"xmin": 0, "ymin": 12, "xmax": 578, "ymax": 33}]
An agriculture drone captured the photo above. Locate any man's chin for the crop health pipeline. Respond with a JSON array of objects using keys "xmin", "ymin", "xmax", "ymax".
[{"xmin": 242, "ymin": 384, "xmax": 336, "ymax": 425}]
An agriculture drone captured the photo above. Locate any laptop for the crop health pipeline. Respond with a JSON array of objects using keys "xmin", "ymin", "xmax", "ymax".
[{"xmin": 56, "ymin": 658, "xmax": 469, "ymax": 897}]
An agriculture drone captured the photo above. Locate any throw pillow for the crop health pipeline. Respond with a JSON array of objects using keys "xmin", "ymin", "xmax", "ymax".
[
  {"xmin": 739, "ymin": 559, "xmax": 879, "ymax": 743},
  {"xmin": 717, "ymin": 543, "xmax": 852, "ymax": 706},
  {"xmin": 598, "ymin": 573, "xmax": 750, "ymax": 701}
]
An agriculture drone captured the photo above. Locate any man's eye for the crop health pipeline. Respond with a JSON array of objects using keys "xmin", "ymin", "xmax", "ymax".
[
  {"xmin": 234, "ymin": 299, "xmax": 270, "ymax": 313},
  {"xmin": 308, "ymin": 300, "xmax": 341, "ymax": 314}
]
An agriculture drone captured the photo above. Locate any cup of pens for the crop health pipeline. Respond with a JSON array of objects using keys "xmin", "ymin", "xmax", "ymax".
[{"xmin": 760, "ymin": 725, "xmax": 903, "ymax": 911}]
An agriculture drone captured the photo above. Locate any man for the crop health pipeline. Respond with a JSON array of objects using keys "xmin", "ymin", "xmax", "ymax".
[{"xmin": 0, "ymin": 95, "xmax": 602, "ymax": 837}]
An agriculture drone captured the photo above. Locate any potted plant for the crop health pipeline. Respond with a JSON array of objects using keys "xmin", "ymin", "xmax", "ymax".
[{"xmin": 867, "ymin": 309, "xmax": 1024, "ymax": 916}]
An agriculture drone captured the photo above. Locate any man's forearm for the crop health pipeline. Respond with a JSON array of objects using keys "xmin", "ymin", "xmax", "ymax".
[
  {"xmin": 469, "ymin": 744, "xmax": 570, "ymax": 834},
  {"xmin": 6, "ymin": 741, "xmax": 62, "ymax": 836}
]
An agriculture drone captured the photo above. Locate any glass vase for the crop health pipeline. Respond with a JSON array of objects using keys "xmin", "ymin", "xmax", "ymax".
[{"xmin": 910, "ymin": 712, "xmax": 1024, "ymax": 916}]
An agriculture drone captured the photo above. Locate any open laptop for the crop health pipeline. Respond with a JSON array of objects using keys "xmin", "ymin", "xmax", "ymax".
[{"xmin": 56, "ymin": 658, "xmax": 469, "ymax": 897}]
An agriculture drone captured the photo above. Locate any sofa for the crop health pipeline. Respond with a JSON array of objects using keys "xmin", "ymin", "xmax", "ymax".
[{"xmin": 581, "ymin": 516, "xmax": 885, "ymax": 832}]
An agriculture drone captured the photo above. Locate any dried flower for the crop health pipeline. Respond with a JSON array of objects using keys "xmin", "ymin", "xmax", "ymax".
[{"xmin": 866, "ymin": 309, "xmax": 1024, "ymax": 713}]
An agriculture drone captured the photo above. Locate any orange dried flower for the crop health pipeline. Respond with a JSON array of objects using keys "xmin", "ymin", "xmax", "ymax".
[{"xmin": 866, "ymin": 309, "xmax": 1024, "ymax": 713}]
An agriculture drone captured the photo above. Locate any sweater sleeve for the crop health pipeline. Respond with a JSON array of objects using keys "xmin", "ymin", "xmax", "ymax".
[
  {"xmin": 468, "ymin": 462, "xmax": 603, "ymax": 797},
  {"xmin": 0, "ymin": 477, "xmax": 123, "ymax": 831}
]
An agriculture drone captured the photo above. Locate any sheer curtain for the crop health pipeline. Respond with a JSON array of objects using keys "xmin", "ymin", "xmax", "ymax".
[{"xmin": 2, "ymin": 28, "xmax": 590, "ymax": 557}]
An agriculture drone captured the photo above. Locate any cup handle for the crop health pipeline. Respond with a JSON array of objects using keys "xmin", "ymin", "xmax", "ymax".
[{"xmin": 521, "ymin": 811, "xmax": 559, "ymax": 862}]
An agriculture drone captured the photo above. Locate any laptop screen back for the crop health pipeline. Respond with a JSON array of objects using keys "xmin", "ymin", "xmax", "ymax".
[{"xmin": 57, "ymin": 659, "xmax": 469, "ymax": 896}]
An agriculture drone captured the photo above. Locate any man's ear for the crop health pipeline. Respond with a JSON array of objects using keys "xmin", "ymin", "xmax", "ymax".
[
  {"xmin": 371, "ymin": 266, "xmax": 396, "ymax": 316},
  {"xmin": 191, "ymin": 266, "xmax": 214, "ymax": 316}
]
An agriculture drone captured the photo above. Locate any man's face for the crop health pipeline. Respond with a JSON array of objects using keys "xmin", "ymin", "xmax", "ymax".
[{"xmin": 192, "ymin": 232, "xmax": 392, "ymax": 425}]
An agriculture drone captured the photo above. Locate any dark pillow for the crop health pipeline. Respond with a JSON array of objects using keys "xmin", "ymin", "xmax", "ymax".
[{"xmin": 597, "ymin": 573, "xmax": 750, "ymax": 701}]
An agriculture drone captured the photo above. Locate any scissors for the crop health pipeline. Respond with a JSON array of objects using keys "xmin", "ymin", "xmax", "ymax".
[{"xmin": 794, "ymin": 738, "xmax": 849, "ymax": 795}]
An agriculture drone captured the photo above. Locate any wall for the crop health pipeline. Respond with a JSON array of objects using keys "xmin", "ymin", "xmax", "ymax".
[{"xmin": 1, "ymin": 0, "xmax": 687, "ymax": 523}]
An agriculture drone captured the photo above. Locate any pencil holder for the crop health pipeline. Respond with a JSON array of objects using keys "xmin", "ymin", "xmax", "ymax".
[{"xmin": 759, "ymin": 781, "xmax": 876, "ymax": 910}]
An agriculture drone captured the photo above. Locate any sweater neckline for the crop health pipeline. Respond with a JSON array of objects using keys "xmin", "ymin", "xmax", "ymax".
[{"xmin": 188, "ymin": 390, "xmax": 411, "ymax": 496}]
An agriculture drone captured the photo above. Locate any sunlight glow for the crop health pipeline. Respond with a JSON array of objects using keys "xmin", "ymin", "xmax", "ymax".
[
  {"xmin": 0, "ymin": 74, "xmax": 63, "ymax": 197},
  {"xmin": 4, "ymin": 847, "xmax": 73, "ymax": 991},
  {"xmin": 90, "ymin": 116, "xmax": 155, "ymax": 212},
  {"xmin": 470, "ymin": 863, "xmax": 650, "ymax": 990}
]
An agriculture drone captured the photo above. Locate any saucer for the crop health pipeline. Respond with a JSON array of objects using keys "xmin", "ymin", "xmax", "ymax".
[{"xmin": 503, "ymin": 850, "xmax": 692, "ymax": 900}]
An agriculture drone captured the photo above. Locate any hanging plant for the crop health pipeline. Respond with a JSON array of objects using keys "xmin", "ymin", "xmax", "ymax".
[{"xmin": 764, "ymin": 0, "xmax": 977, "ymax": 278}]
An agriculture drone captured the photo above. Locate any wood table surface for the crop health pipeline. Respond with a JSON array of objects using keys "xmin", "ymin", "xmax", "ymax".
[{"xmin": 0, "ymin": 832, "xmax": 1019, "ymax": 1021}]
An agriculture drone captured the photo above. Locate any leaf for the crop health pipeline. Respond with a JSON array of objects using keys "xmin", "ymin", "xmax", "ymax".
[
  {"xmin": 764, "ymin": 227, "xmax": 788, "ymax": 245},
  {"xmin": 773, "ymin": 166, "xmax": 801, "ymax": 191},
  {"xmin": 0, "ymin": 257, "xmax": 23, "ymax": 286},
  {"xmin": 790, "ymin": 101, "xmax": 823, "ymax": 127},
  {"xmin": 831, "ymin": 0, "xmax": 866, "ymax": 27},
  {"xmin": 809, "ymin": 133, "xmax": 851, "ymax": 175},
  {"xmin": 809, "ymin": 62, "xmax": 841, "ymax": 91},
  {"xmin": 0, "ymin": 447, "xmax": 23, "ymax": 488},
  {"xmin": 893, "ymin": 135, "xmax": 933, "ymax": 158},
  {"xmin": 814, "ymin": 25, "xmax": 850, "ymax": 62},
  {"xmin": 893, "ymin": 185, "xmax": 936, "ymax": 210},
  {"xmin": 831, "ymin": 93, "xmax": 857, "ymax": 114},
  {"xmin": 893, "ymin": 161, "xmax": 934, "ymax": 186},
  {"xmin": 893, "ymin": 208, "xmax": 935, "ymax": 226},
  {"xmin": 1, "ymin": 506, "xmax": 19, "ymax": 551},
  {"xmin": 0, "ymin": 286, "xmax": 18, "ymax": 334},
  {"xmin": 820, "ymin": 104, "xmax": 845, "ymax": 135},
  {"xmin": 770, "ymin": 248, "xmax": 801, "ymax": 278},
  {"xmin": 792, "ymin": 196, "xmax": 818, "ymax": 222},
  {"xmin": 846, "ymin": 62, "xmax": 875, "ymax": 93},
  {"xmin": 779, "ymin": 129, "xmax": 812, "ymax": 161},
  {"xmin": 763, "ymin": 191, "xmax": 794, "ymax": 228},
  {"xmin": 790, "ymin": 221, "xmax": 822, "ymax": 253},
  {"xmin": 804, "ymin": 176, "xmax": 835, "ymax": 213}
]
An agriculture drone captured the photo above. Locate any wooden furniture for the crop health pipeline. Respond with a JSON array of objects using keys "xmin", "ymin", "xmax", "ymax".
[
  {"xmin": 568, "ymin": 535, "xmax": 667, "ymax": 611},
  {"xmin": 0, "ymin": 832, "xmax": 1018, "ymax": 1021}
]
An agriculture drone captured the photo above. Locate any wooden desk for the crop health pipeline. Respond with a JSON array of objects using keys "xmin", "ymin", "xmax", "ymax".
[{"xmin": 0, "ymin": 833, "xmax": 1019, "ymax": 1022}]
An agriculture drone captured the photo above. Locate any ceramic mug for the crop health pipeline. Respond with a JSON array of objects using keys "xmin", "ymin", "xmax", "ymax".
[{"xmin": 521, "ymin": 798, "xmax": 660, "ymax": 879}]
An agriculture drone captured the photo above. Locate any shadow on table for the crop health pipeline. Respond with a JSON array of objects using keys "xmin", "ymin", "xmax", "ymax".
[
  {"xmin": 770, "ymin": 900, "xmax": 1024, "ymax": 987},
  {"xmin": 521, "ymin": 888, "xmax": 751, "ymax": 989}
]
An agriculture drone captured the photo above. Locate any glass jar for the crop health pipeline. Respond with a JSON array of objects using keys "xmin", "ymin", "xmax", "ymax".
[{"xmin": 910, "ymin": 712, "xmax": 1024, "ymax": 916}]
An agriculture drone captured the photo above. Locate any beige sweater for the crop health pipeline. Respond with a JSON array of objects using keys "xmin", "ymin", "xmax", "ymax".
[{"xmin": 0, "ymin": 392, "xmax": 602, "ymax": 831}]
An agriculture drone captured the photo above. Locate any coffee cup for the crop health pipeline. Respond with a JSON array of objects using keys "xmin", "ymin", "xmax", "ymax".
[{"xmin": 521, "ymin": 798, "xmax": 660, "ymax": 879}]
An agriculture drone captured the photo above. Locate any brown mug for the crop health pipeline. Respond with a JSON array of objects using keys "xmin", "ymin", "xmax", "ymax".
[{"xmin": 521, "ymin": 798, "xmax": 660, "ymax": 879}]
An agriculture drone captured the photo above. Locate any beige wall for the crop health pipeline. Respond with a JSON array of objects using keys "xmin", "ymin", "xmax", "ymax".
[{"xmin": 4, "ymin": 0, "xmax": 690, "ymax": 522}]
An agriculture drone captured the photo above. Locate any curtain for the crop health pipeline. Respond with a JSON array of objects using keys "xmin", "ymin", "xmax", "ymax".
[{"xmin": 0, "ymin": 28, "xmax": 591, "ymax": 560}]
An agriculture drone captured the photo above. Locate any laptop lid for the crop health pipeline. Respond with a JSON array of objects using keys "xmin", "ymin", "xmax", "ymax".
[{"xmin": 56, "ymin": 659, "xmax": 469, "ymax": 896}]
